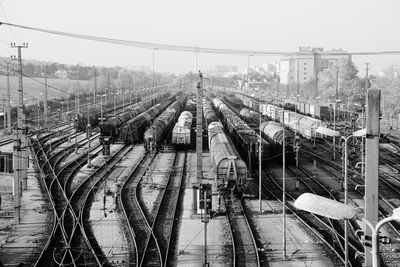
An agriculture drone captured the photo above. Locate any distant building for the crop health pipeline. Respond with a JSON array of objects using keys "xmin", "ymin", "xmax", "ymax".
[
  {"xmin": 262, "ymin": 62, "xmax": 278, "ymax": 74},
  {"xmin": 279, "ymin": 47, "xmax": 352, "ymax": 93},
  {"xmin": 55, "ymin": 70, "xmax": 68, "ymax": 79},
  {"xmin": 215, "ymin": 65, "xmax": 238, "ymax": 75},
  {"xmin": 378, "ymin": 65, "xmax": 400, "ymax": 78}
]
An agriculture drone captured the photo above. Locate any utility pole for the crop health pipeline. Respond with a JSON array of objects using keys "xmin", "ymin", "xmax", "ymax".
[
  {"xmin": 258, "ymin": 100, "xmax": 262, "ymax": 213},
  {"xmin": 196, "ymin": 71, "xmax": 203, "ymax": 185},
  {"xmin": 74, "ymin": 65, "xmax": 80, "ymax": 115},
  {"xmin": 6, "ymin": 62, "xmax": 11, "ymax": 134},
  {"xmin": 113, "ymin": 86, "xmax": 116, "ymax": 116},
  {"xmin": 44, "ymin": 66, "xmax": 49, "ymax": 124},
  {"xmin": 86, "ymin": 99, "xmax": 92, "ymax": 168},
  {"xmin": 93, "ymin": 67, "xmax": 97, "ymax": 107},
  {"xmin": 282, "ymin": 110, "xmax": 287, "ymax": 259},
  {"xmin": 11, "ymin": 43, "xmax": 28, "ymax": 224},
  {"xmin": 361, "ymin": 63, "xmax": 369, "ymax": 193},
  {"xmin": 364, "ymin": 89, "xmax": 380, "ymax": 267},
  {"xmin": 107, "ymin": 72, "xmax": 110, "ymax": 106},
  {"xmin": 3, "ymin": 94, "xmax": 6, "ymax": 131},
  {"xmin": 296, "ymin": 59, "xmax": 300, "ymax": 99},
  {"xmin": 365, "ymin": 63, "xmax": 369, "ymax": 90}
]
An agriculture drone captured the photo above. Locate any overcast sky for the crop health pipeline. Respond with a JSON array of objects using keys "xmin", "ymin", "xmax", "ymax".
[{"xmin": 1, "ymin": 0, "xmax": 400, "ymax": 74}]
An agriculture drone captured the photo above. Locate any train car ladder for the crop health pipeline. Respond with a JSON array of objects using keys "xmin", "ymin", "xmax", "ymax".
[{"xmin": 225, "ymin": 156, "xmax": 238, "ymax": 189}]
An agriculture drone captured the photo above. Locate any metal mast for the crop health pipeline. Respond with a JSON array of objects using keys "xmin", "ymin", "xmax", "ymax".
[
  {"xmin": 6, "ymin": 62, "xmax": 11, "ymax": 133},
  {"xmin": 196, "ymin": 71, "xmax": 203, "ymax": 183},
  {"xmin": 44, "ymin": 66, "xmax": 48, "ymax": 124},
  {"xmin": 11, "ymin": 42, "xmax": 28, "ymax": 224}
]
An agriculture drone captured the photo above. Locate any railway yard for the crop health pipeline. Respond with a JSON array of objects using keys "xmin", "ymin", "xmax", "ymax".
[{"xmin": 0, "ymin": 84, "xmax": 399, "ymax": 267}]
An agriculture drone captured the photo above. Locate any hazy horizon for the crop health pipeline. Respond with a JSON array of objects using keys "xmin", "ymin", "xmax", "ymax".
[{"xmin": 1, "ymin": 0, "xmax": 400, "ymax": 75}]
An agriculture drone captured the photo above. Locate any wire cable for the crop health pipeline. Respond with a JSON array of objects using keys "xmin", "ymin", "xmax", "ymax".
[
  {"xmin": 0, "ymin": 21, "xmax": 289, "ymax": 56},
  {"xmin": 0, "ymin": 7, "xmax": 19, "ymax": 42},
  {"xmin": 2, "ymin": 21, "xmax": 400, "ymax": 57}
]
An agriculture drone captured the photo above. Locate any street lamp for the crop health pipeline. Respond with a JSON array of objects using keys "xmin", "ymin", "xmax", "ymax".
[
  {"xmin": 294, "ymin": 193, "xmax": 400, "ymax": 267},
  {"xmin": 316, "ymin": 126, "xmax": 366, "ymax": 267}
]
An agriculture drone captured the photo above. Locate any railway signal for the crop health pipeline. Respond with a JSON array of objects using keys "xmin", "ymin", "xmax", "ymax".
[
  {"xmin": 102, "ymin": 144, "xmax": 110, "ymax": 156},
  {"xmin": 199, "ymin": 183, "xmax": 211, "ymax": 267},
  {"xmin": 199, "ymin": 183, "xmax": 212, "ymax": 213}
]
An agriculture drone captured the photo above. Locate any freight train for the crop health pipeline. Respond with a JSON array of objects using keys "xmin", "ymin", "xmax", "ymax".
[
  {"xmin": 208, "ymin": 121, "xmax": 247, "ymax": 193},
  {"xmin": 78, "ymin": 91, "xmax": 171, "ymax": 132},
  {"xmin": 203, "ymin": 99, "xmax": 219, "ymax": 127},
  {"xmin": 234, "ymin": 93, "xmax": 325, "ymax": 140},
  {"xmin": 235, "ymin": 91, "xmax": 351, "ymax": 122},
  {"xmin": 100, "ymin": 95, "xmax": 176, "ymax": 144},
  {"xmin": 201, "ymin": 98, "xmax": 248, "ymax": 194},
  {"xmin": 75, "ymin": 102, "xmax": 127, "ymax": 132},
  {"xmin": 260, "ymin": 121, "xmax": 295, "ymax": 163},
  {"xmin": 144, "ymin": 95, "xmax": 187, "ymax": 151},
  {"xmin": 171, "ymin": 111, "xmax": 193, "ymax": 147},
  {"xmin": 212, "ymin": 97, "xmax": 269, "ymax": 171}
]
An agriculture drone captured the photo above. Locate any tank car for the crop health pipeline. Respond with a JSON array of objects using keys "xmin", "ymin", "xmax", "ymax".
[
  {"xmin": 203, "ymin": 99, "xmax": 218, "ymax": 126},
  {"xmin": 284, "ymin": 112, "xmax": 323, "ymax": 139},
  {"xmin": 75, "ymin": 106, "xmax": 101, "ymax": 132},
  {"xmin": 260, "ymin": 121, "xmax": 295, "ymax": 162},
  {"xmin": 239, "ymin": 108, "xmax": 259, "ymax": 122},
  {"xmin": 208, "ymin": 121, "xmax": 247, "ymax": 193},
  {"xmin": 172, "ymin": 111, "xmax": 193, "ymax": 146},
  {"xmin": 144, "ymin": 95, "xmax": 187, "ymax": 150},
  {"xmin": 120, "ymin": 100, "xmax": 170, "ymax": 145},
  {"xmin": 99, "ymin": 100, "xmax": 152, "ymax": 144}
]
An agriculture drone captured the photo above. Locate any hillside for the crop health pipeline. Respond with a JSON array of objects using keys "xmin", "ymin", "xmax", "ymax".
[{"xmin": 0, "ymin": 75, "xmax": 92, "ymax": 105}]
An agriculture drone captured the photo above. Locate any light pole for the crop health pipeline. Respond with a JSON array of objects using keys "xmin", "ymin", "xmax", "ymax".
[
  {"xmin": 294, "ymin": 193, "xmax": 400, "ymax": 267},
  {"xmin": 152, "ymin": 48, "xmax": 158, "ymax": 101},
  {"xmin": 312, "ymin": 127, "xmax": 366, "ymax": 267},
  {"xmin": 247, "ymin": 55, "xmax": 253, "ymax": 91},
  {"xmin": 282, "ymin": 109, "xmax": 287, "ymax": 259},
  {"xmin": 341, "ymin": 128, "xmax": 366, "ymax": 267},
  {"xmin": 258, "ymin": 99, "xmax": 262, "ymax": 213}
]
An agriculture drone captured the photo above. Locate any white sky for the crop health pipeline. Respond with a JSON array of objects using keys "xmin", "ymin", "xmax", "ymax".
[{"xmin": 1, "ymin": 0, "xmax": 400, "ymax": 74}]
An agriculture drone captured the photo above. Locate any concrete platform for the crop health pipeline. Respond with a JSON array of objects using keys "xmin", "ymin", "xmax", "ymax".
[
  {"xmin": 246, "ymin": 199, "xmax": 335, "ymax": 267},
  {"xmin": 0, "ymin": 153, "xmax": 52, "ymax": 266},
  {"xmin": 176, "ymin": 152, "xmax": 231, "ymax": 266}
]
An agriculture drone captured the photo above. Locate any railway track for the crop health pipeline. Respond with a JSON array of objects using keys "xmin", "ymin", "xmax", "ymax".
[
  {"xmin": 142, "ymin": 151, "xmax": 187, "ymax": 266},
  {"xmin": 0, "ymin": 137, "xmax": 12, "ymax": 147},
  {"xmin": 261, "ymin": 168, "xmax": 345, "ymax": 266},
  {"xmin": 32, "ymin": 128, "xmax": 133, "ymax": 266},
  {"xmin": 34, "ymin": 133, "xmax": 103, "ymax": 266},
  {"xmin": 119, "ymin": 150, "xmax": 187, "ymax": 266},
  {"xmin": 223, "ymin": 194, "xmax": 260, "ymax": 267},
  {"xmin": 119, "ymin": 150, "xmax": 155, "ymax": 266},
  {"xmin": 301, "ymin": 140, "xmax": 400, "ymax": 263}
]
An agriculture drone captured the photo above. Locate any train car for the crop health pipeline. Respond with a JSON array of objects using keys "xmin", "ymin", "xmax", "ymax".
[
  {"xmin": 203, "ymin": 99, "xmax": 219, "ymax": 126},
  {"xmin": 76, "ymin": 97, "xmax": 142, "ymax": 132},
  {"xmin": 285, "ymin": 113, "xmax": 323, "ymax": 139},
  {"xmin": 239, "ymin": 108, "xmax": 259, "ymax": 122},
  {"xmin": 260, "ymin": 121, "xmax": 295, "ymax": 162},
  {"xmin": 99, "ymin": 93, "xmax": 173, "ymax": 144},
  {"xmin": 223, "ymin": 94, "xmax": 242, "ymax": 108},
  {"xmin": 119, "ymin": 97, "xmax": 176, "ymax": 144},
  {"xmin": 144, "ymin": 95, "xmax": 187, "ymax": 150},
  {"xmin": 208, "ymin": 121, "xmax": 247, "ymax": 193},
  {"xmin": 171, "ymin": 111, "xmax": 193, "ymax": 146},
  {"xmin": 75, "ymin": 106, "xmax": 101, "ymax": 132},
  {"xmin": 212, "ymin": 97, "xmax": 268, "ymax": 171},
  {"xmin": 99, "ymin": 100, "xmax": 152, "ymax": 144}
]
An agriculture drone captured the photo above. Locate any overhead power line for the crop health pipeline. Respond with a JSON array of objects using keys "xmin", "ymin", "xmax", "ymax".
[
  {"xmin": 0, "ymin": 21, "xmax": 287, "ymax": 56},
  {"xmin": 1, "ymin": 21, "xmax": 400, "ymax": 57}
]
